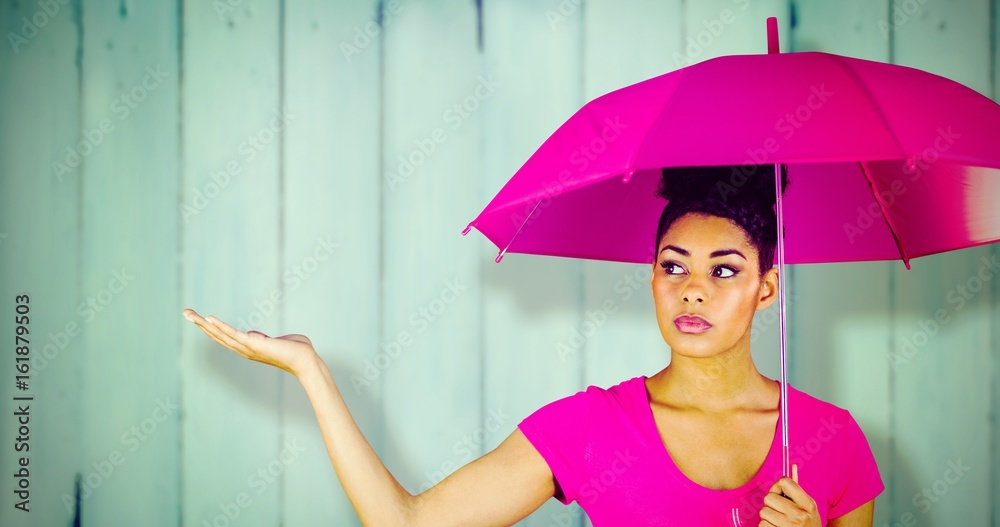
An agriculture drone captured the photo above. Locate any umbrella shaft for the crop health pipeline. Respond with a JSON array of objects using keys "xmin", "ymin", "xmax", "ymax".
[{"xmin": 775, "ymin": 163, "xmax": 790, "ymax": 479}]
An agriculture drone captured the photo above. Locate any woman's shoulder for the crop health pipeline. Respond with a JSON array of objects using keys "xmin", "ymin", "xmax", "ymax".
[
  {"xmin": 517, "ymin": 376, "xmax": 639, "ymax": 433},
  {"xmin": 526, "ymin": 375, "xmax": 644, "ymax": 414},
  {"xmin": 787, "ymin": 382, "xmax": 853, "ymax": 415}
]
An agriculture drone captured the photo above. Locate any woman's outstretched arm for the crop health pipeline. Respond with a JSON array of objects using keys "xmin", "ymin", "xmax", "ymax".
[{"xmin": 182, "ymin": 309, "xmax": 557, "ymax": 527}]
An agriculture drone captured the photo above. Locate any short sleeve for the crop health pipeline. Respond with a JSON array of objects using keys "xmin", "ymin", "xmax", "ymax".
[
  {"xmin": 828, "ymin": 410, "xmax": 885, "ymax": 519},
  {"xmin": 517, "ymin": 389, "xmax": 592, "ymax": 505}
]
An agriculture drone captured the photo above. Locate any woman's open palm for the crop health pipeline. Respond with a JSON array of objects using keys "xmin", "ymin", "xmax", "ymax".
[{"xmin": 183, "ymin": 308, "xmax": 318, "ymax": 377}]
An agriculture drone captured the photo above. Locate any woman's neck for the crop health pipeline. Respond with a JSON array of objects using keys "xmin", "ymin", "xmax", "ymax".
[{"xmin": 647, "ymin": 345, "xmax": 778, "ymax": 414}]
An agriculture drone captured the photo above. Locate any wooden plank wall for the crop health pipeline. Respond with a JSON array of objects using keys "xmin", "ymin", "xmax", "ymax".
[
  {"xmin": 0, "ymin": 0, "xmax": 997, "ymax": 526},
  {"xmin": 0, "ymin": 0, "xmax": 83, "ymax": 526}
]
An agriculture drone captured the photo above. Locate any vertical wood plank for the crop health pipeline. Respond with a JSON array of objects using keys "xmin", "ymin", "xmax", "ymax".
[
  {"xmin": 479, "ymin": 1, "xmax": 587, "ymax": 524},
  {"xmin": 580, "ymin": 0, "xmax": 684, "ymax": 404},
  {"xmin": 578, "ymin": 4, "xmax": 685, "ymax": 525},
  {"xmin": 0, "ymin": 1, "xmax": 82, "ymax": 525},
  {"xmin": 180, "ymin": 0, "xmax": 283, "ymax": 525},
  {"xmin": 992, "ymin": 2, "xmax": 999, "ymax": 523},
  {"xmin": 891, "ymin": 1, "xmax": 993, "ymax": 524},
  {"xmin": 789, "ymin": 2, "xmax": 893, "ymax": 525},
  {"xmin": 281, "ymin": 0, "xmax": 382, "ymax": 524},
  {"xmin": 381, "ymin": 0, "xmax": 483, "ymax": 515},
  {"xmin": 76, "ymin": 0, "xmax": 181, "ymax": 523}
]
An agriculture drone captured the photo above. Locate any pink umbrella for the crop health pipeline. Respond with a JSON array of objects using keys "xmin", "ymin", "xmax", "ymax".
[{"xmin": 462, "ymin": 15, "xmax": 1000, "ymax": 490}]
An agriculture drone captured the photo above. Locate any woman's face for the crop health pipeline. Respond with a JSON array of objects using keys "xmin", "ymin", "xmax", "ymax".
[{"xmin": 650, "ymin": 212, "xmax": 778, "ymax": 358}]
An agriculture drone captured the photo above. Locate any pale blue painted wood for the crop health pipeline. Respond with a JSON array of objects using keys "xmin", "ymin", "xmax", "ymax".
[
  {"xmin": 890, "ymin": 2, "xmax": 994, "ymax": 525},
  {"xmin": 75, "ymin": 0, "xmax": 181, "ymax": 524},
  {"xmin": 180, "ymin": 0, "xmax": 284, "ymax": 525},
  {"xmin": 478, "ymin": 4, "xmax": 590, "ymax": 525},
  {"xmin": 280, "ymin": 1, "xmax": 383, "ymax": 525},
  {"xmin": 993, "ymin": 3, "xmax": 1000, "ymax": 520},
  {"xmin": 380, "ymin": 0, "xmax": 484, "ymax": 520},
  {"xmin": 684, "ymin": 0, "xmax": 789, "ymax": 59},
  {"xmin": 3, "ymin": 1, "xmax": 1000, "ymax": 525},
  {"xmin": 0, "ymin": 1, "xmax": 82, "ymax": 525},
  {"xmin": 990, "ymin": 0, "xmax": 1000, "ymax": 527},
  {"xmin": 580, "ymin": 0, "xmax": 684, "ymax": 406},
  {"xmin": 580, "ymin": 5, "xmax": 686, "ymax": 526},
  {"xmin": 789, "ymin": 2, "xmax": 894, "ymax": 525},
  {"xmin": 993, "ymin": 240, "xmax": 999, "ymax": 527}
]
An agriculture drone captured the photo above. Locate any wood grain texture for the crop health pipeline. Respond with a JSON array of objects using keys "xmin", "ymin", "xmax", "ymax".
[
  {"xmin": 0, "ymin": 1, "xmax": 997, "ymax": 525},
  {"xmin": 0, "ymin": 0, "xmax": 84, "ymax": 525},
  {"xmin": 180, "ymin": 0, "xmax": 283, "ymax": 525},
  {"xmin": 890, "ymin": 1, "xmax": 993, "ymax": 525},
  {"xmin": 280, "ymin": 1, "xmax": 381, "ymax": 524}
]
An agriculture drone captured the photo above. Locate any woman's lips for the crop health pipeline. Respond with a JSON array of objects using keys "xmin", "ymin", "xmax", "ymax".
[{"xmin": 674, "ymin": 315, "xmax": 712, "ymax": 334}]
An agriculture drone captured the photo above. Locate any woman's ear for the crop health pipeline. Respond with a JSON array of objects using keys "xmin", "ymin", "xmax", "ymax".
[{"xmin": 756, "ymin": 267, "xmax": 780, "ymax": 310}]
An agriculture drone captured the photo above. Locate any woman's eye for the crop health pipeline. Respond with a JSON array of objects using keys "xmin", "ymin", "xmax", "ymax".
[
  {"xmin": 714, "ymin": 265, "xmax": 737, "ymax": 278},
  {"xmin": 660, "ymin": 261, "xmax": 684, "ymax": 275},
  {"xmin": 659, "ymin": 261, "xmax": 739, "ymax": 278}
]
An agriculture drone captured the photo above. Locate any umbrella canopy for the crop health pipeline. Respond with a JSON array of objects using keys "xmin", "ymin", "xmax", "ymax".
[{"xmin": 462, "ymin": 25, "xmax": 1000, "ymax": 270}]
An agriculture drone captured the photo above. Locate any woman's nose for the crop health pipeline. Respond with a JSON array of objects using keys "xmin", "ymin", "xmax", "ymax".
[
  {"xmin": 683, "ymin": 292, "xmax": 704, "ymax": 303},
  {"xmin": 682, "ymin": 274, "xmax": 707, "ymax": 303}
]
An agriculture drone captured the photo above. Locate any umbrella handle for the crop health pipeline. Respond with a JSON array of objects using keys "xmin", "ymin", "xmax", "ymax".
[{"xmin": 767, "ymin": 17, "xmax": 780, "ymax": 54}]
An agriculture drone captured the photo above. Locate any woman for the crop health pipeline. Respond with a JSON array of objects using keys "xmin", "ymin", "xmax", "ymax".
[{"xmin": 182, "ymin": 164, "xmax": 884, "ymax": 526}]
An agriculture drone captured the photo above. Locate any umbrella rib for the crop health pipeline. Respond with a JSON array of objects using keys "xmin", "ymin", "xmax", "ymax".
[
  {"xmin": 628, "ymin": 62, "xmax": 702, "ymax": 174},
  {"xmin": 496, "ymin": 198, "xmax": 544, "ymax": 263},
  {"xmin": 857, "ymin": 161, "xmax": 912, "ymax": 269},
  {"xmin": 829, "ymin": 53, "xmax": 906, "ymax": 156}
]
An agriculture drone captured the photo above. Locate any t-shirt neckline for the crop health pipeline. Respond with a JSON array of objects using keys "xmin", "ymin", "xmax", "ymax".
[{"xmin": 636, "ymin": 374, "xmax": 787, "ymax": 497}]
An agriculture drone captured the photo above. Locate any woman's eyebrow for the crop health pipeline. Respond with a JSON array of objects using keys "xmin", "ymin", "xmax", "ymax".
[{"xmin": 659, "ymin": 244, "xmax": 747, "ymax": 261}]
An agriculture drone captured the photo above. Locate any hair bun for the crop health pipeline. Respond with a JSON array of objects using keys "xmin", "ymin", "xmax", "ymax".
[{"xmin": 656, "ymin": 164, "xmax": 789, "ymax": 207}]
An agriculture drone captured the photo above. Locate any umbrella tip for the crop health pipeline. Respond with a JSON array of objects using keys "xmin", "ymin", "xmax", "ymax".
[
  {"xmin": 462, "ymin": 224, "xmax": 472, "ymax": 236},
  {"xmin": 767, "ymin": 17, "xmax": 779, "ymax": 54},
  {"xmin": 495, "ymin": 250, "xmax": 505, "ymax": 263}
]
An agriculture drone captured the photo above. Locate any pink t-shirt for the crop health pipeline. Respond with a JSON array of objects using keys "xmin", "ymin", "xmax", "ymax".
[{"xmin": 517, "ymin": 375, "xmax": 884, "ymax": 526}]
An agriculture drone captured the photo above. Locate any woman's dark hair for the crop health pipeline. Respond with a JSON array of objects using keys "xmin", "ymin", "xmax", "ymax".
[{"xmin": 653, "ymin": 164, "xmax": 789, "ymax": 278}]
